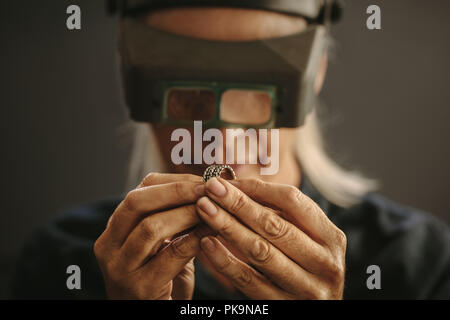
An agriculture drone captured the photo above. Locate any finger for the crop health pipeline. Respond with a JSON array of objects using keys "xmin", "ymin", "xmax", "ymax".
[
  {"xmin": 138, "ymin": 172, "xmax": 203, "ymax": 188},
  {"xmin": 107, "ymin": 181, "xmax": 206, "ymax": 245},
  {"xmin": 203, "ymin": 178, "xmax": 330, "ymax": 273},
  {"xmin": 196, "ymin": 196, "xmax": 319, "ymax": 296},
  {"xmin": 200, "ymin": 236, "xmax": 290, "ymax": 299},
  {"xmin": 228, "ymin": 178, "xmax": 337, "ymax": 244},
  {"xmin": 142, "ymin": 225, "xmax": 214, "ymax": 288},
  {"xmin": 119, "ymin": 204, "xmax": 201, "ymax": 271},
  {"xmin": 172, "ymin": 258, "xmax": 196, "ymax": 300}
]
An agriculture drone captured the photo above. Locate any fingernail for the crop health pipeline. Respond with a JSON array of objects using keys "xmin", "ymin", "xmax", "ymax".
[
  {"xmin": 206, "ymin": 178, "xmax": 227, "ymax": 197},
  {"xmin": 194, "ymin": 184, "xmax": 205, "ymax": 196},
  {"xmin": 201, "ymin": 237, "xmax": 216, "ymax": 252},
  {"xmin": 198, "ymin": 197, "xmax": 218, "ymax": 216}
]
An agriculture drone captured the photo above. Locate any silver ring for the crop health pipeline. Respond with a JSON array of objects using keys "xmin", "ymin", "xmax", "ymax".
[{"xmin": 203, "ymin": 165, "xmax": 237, "ymax": 182}]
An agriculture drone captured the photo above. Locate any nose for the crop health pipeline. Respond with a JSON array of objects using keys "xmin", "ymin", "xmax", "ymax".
[{"xmin": 217, "ymin": 127, "xmax": 259, "ymax": 165}]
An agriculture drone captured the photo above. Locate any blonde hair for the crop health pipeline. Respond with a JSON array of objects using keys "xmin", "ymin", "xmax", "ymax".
[
  {"xmin": 125, "ymin": 107, "xmax": 378, "ymax": 208},
  {"xmin": 296, "ymin": 110, "xmax": 378, "ymax": 207}
]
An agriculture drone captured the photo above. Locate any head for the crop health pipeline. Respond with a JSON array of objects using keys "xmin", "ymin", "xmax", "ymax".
[{"xmin": 139, "ymin": 7, "xmax": 328, "ymax": 181}]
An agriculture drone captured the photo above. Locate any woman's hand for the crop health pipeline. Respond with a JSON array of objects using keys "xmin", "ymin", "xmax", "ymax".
[
  {"xmin": 196, "ymin": 177, "xmax": 347, "ymax": 300},
  {"xmin": 94, "ymin": 173, "xmax": 209, "ymax": 300}
]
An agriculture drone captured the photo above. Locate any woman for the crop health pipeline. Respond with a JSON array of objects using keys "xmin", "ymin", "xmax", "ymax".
[{"xmin": 13, "ymin": 3, "xmax": 450, "ymax": 300}]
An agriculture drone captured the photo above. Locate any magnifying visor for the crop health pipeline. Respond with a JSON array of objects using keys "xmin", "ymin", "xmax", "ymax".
[
  {"xmin": 117, "ymin": 1, "xmax": 342, "ymax": 128},
  {"xmin": 162, "ymin": 82, "xmax": 277, "ymax": 128}
]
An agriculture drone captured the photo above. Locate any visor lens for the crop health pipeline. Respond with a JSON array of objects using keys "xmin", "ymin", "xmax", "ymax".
[
  {"xmin": 220, "ymin": 90, "xmax": 272, "ymax": 125},
  {"xmin": 167, "ymin": 88, "xmax": 216, "ymax": 121}
]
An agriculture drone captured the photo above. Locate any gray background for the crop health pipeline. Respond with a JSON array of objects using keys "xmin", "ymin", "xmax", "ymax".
[{"xmin": 0, "ymin": 0, "xmax": 449, "ymax": 298}]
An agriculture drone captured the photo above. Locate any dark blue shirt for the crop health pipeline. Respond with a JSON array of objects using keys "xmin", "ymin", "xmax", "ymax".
[{"xmin": 12, "ymin": 177, "xmax": 450, "ymax": 299}]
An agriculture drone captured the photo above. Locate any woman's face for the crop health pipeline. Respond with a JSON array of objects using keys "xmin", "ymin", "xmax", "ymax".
[{"xmin": 143, "ymin": 8, "xmax": 326, "ymax": 180}]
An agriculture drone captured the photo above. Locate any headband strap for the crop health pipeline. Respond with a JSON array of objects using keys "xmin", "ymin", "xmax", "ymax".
[{"xmin": 108, "ymin": 0, "xmax": 343, "ymax": 24}]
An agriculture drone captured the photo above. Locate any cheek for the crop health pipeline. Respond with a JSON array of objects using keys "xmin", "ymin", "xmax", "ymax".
[
  {"xmin": 149, "ymin": 124, "xmax": 176, "ymax": 161},
  {"xmin": 278, "ymin": 129, "xmax": 297, "ymax": 154}
]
